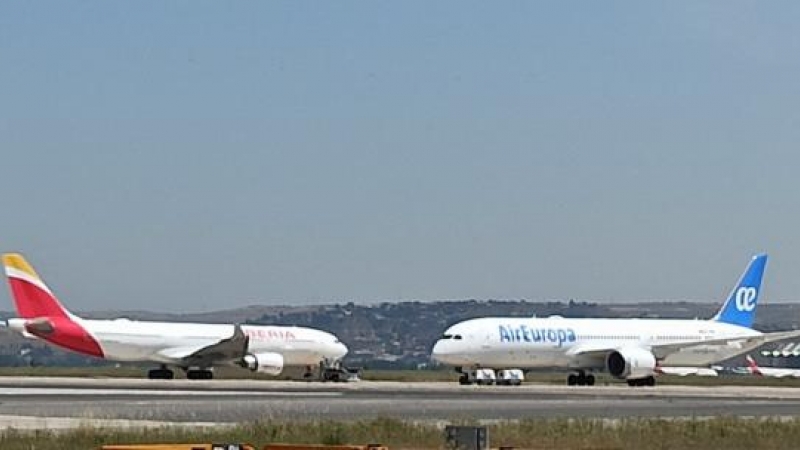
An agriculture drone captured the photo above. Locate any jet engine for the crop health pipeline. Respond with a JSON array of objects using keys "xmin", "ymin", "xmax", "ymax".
[
  {"xmin": 606, "ymin": 347, "xmax": 657, "ymax": 379},
  {"xmin": 242, "ymin": 352, "xmax": 284, "ymax": 375}
]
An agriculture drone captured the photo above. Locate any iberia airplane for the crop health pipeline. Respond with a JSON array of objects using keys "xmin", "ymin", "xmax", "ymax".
[{"xmin": 2, "ymin": 253, "xmax": 349, "ymax": 380}]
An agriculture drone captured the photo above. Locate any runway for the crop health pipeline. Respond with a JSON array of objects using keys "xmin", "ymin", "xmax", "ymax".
[{"xmin": 1, "ymin": 377, "xmax": 800, "ymax": 427}]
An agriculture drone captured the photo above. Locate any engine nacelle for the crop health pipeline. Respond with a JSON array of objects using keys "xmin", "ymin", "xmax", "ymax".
[
  {"xmin": 606, "ymin": 347, "xmax": 657, "ymax": 379},
  {"xmin": 242, "ymin": 352, "xmax": 284, "ymax": 375}
]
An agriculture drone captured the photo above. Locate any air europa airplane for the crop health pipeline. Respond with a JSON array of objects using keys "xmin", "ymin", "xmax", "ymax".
[
  {"xmin": 2, "ymin": 253, "xmax": 348, "ymax": 380},
  {"xmin": 432, "ymin": 254, "xmax": 800, "ymax": 387}
]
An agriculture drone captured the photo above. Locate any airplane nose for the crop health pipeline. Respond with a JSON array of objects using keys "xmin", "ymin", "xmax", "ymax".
[
  {"xmin": 335, "ymin": 341, "xmax": 348, "ymax": 359},
  {"xmin": 431, "ymin": 339, "xmax": 449, "ymax": 363}
]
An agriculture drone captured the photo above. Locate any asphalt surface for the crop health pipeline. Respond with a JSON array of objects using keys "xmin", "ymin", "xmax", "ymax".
[{"xmin": 1, "ymin": 377, "xmax": 800, "ymax": 426}]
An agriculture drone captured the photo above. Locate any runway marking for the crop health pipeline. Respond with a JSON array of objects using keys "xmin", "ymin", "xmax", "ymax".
[{"xmin": 0, "ymin": 387, "xmax": 342, "ymax": 397}]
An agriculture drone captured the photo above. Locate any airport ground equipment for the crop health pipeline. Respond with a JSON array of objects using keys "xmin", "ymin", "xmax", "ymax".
[
  {"xmin": 496, "ymin": 369, "xmax": 524, "ymax": 385},
  {"xmin": 101, "ymin": 444, "xmax": 255, "ymax": 450},
  {"xmin": 444, "ymin": 425, "xmax": 488, "ymax": 450},
  {"xmin": 263, "ymin": 445, "xmax": 387, "ymax": 450}
]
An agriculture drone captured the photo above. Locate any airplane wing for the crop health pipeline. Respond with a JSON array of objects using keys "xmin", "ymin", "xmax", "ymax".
[
  {"xmin": 650, "ymin": 329, "xmax": 800, "ymax": 359},
  {"xmin": 567, "ymin": 329, "xmax": 800, "ymax": 366},
  {"xmin": 656, "ymin": 366, "xmax": 718, "ymax": 377},
  {"xmin": 155, "ymin": 324, "xmax": 249, "ymax": 367}
]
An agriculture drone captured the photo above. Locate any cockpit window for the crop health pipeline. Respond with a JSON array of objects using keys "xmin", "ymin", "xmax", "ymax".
[
  {"xmin": 441, "ymin": 334, "xmax": 453, "ymax": 339},
  {"xmin": 454, "ymin": 335, "xmax": 463, "ymax": 340}
]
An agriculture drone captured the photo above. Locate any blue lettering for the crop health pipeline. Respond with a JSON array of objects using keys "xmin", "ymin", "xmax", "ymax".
[
  {"xmin": 500, "ymin": 325, "xmax": 578, "ymax": 346},
  {"xmin": 520, "ymin": 325, "xmax": 532, "ymax": 342},
  {"xmin": 557, "ymin": 329, "xmax": 567, "ymax": 346},
  {"xmin": 499, "ymin": 325, "xmax": 512, "ymax": 342}
]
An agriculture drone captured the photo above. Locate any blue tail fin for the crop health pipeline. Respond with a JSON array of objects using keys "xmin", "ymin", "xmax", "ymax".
[{"xmin": 712, "ymin": 254, "xmax": 767, "ymax": 328}]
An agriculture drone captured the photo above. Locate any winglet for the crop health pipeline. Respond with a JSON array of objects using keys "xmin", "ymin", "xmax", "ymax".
[
  {"xmin": 2, "ymin": 253, "xmax": 74, "ymax": 319},
  {"xmin": 711, "ymin": 254, "xmax": 767, "ymax": 329}
]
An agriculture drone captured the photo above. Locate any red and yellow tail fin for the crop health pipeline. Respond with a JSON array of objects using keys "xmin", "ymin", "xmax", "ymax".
[{"xmin": 3, "ymin": 253, "xmax": 72, "ymax": 319}]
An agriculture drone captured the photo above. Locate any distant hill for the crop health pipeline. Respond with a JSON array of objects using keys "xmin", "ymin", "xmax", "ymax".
[{"xmin": 2, "ymin": 299, "xmax": 799, "ymax": 369}]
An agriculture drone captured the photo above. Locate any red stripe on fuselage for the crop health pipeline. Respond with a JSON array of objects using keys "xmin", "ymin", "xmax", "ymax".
[
  {"xmin": 8, "ymin": 278, "xmax": 104, "ymax": 358},
  {"xmin": 25, "ymin": 317, "xmax": 105, "ymax": 358}
]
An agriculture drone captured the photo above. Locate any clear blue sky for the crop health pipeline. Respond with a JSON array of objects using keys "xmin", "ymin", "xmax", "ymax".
[{"xmin": 2, "ymin": 2, "xmax": 800, "ymax": 312}]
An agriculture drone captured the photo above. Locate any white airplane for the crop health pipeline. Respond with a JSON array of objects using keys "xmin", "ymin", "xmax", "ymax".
[
  {"xmin": 432, "ymin": 254, "xmax": 800, "ymax": 387},
  {"xmin": 2, "ymin": 253, "xmax": 349, "ymax": 380},
  {"xmin": 743, "ymin": 354, "xmax": 800, "ymax": 378}
]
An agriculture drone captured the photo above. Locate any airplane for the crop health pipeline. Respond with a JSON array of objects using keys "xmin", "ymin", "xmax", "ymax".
[
  {"xmin": 742, "ymin": 354, "xmax": 800, "ymax": 378},
  {"xmin": 2, "ymin": 253, "xmax": 349, "ymax": 380},
  {"xmin": 431, "ymin": 254, "xmax": 800, "ymax": 387}
]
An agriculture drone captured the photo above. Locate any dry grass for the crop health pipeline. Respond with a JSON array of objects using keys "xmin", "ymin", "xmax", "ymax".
[{"xmin": 2, "ymin": 417, "xmax": 800, "ymax": 450}]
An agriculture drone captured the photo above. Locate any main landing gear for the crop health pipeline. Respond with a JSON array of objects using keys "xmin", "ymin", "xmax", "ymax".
[
  {"xmin": 566, "ymin": 370, "xmax": 595, "ymax": 386},
  {"xmin": 147, "ymin": 365, "xmax": 174, "ymax": 380},
  {"xmin": 146, "ymin": 365, "xmax": 213, "ymax": 380},
  {"xmin": 186, "ymin": 368, "xmax": 214, "ymax": 380},
  {"xmin": 627, "ymin": 376, "xmax": 656, "ymax": 387}
]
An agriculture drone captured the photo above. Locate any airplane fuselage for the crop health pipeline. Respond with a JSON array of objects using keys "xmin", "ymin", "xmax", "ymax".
[
  {"xmin": 432, "ymin": 316, "xmax": 761, "ymax": 370},
  {"xmin": 8, "ymin": 317, "xmax": 348, "ymax": 367}
]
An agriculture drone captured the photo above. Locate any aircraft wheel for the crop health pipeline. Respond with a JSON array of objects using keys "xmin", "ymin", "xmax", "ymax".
[
  {"xmin": 645, "ymin": 376, "xmax": 656, "ymax": 387},
  {"xmin": 147, "ymin": 368, "xmax": 174, "ymax": 380},
  {"xmin": 187, "ymin": 369, "xmax": 213, "ymax": 380},
  {"xmin": 586, "ymin": 374, "xmax": 596, "ymax": 386},
  {"xmin": 458, "ymin": 374, "xmax": 472, "ymax": 385},
  {"xmin": 567, "ymin": 374, "xmax": 578, "ymax": 386}
]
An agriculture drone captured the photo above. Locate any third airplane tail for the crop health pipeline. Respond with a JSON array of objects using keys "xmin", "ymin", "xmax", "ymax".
[{"xmin": 745, "ymin": 354, "xmax": 764, "ymax": 376}]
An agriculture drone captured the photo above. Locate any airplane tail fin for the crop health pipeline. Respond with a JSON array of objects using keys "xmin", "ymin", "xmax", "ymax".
[
  {"xmin": 2, "ymin": 253, "xmax": 75, "ymax": 320},
  {"xmin": 745, "ymin": 354, "xmax": 763, "ymax": 376},
  {"xmin": 711, "ymin": 254, "xmax": 767, "ymax": 329}
]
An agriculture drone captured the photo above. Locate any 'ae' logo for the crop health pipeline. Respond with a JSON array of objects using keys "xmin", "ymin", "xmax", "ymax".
[{"xmin": 735, "ymin": 286, "xmax": 758, "ymax": 312}]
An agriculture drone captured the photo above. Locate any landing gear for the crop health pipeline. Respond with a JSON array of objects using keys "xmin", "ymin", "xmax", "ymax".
[
  {"xmin": 626, "ymin": 376, "xmax": 656, "ymax": 387},
  {"xmin": 186, "ymin": 368, "xmax": 214, "ymax": 380},
  {"xmin": 147, "ymin": 365, "xmax": 174, "ymax": 380},
  {"xmin": 566, "ymin": 370, "xmax": 595, "ymax": 386},
  {"xmin": 322, "ymin": 368, "xmax": 342, "ymax": 382}
]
